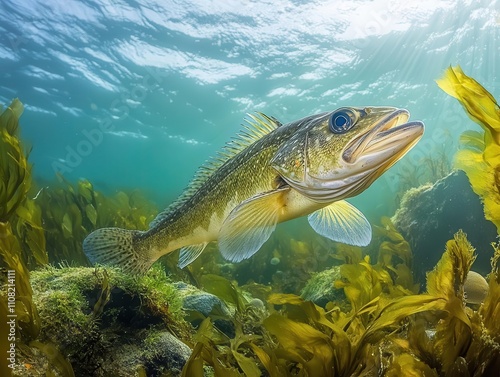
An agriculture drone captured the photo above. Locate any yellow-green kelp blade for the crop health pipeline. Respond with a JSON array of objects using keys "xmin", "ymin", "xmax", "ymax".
[
  {"xmin": 437, "ymin": 65, "xmax": 500, "ymax": 233},
  {"xmin": 436, "ymin": 65, "xmax": 500, "ymax": 144}
]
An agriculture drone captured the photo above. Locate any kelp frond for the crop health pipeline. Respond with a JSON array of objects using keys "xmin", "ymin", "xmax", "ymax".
[
  {"xmin": 437, "ymin": 65, "xmax": 500, "ymax": 233},
  {"xmin": 480, "ymin": 242, "xmax": 500, "ymax": 342},
  {"xmin": 0, "ymin": 98, "xmax": 30, "ymax": 222},
  {"xmin": 0, "ymin": 99, "xmax": 43, "ymax": 340},
  {"xmin": 375, "ymin": 217, "xmax": 418, "ymax": 293},
  {"xmin": 182, "ymin": 230, "xmax": 500, "ymax": 377},
  {"xmin": 426, "ymin": 230, "xmax": 475, "ymax": 320},
  {"xmin": 423, "ymin": 230, "xmax": 475, "ymax": 374}
]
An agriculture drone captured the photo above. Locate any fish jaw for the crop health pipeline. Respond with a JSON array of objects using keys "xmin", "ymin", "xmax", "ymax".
[{"xmin": 273, "ymin": 107, "xmax": 424, "ymax": 203}]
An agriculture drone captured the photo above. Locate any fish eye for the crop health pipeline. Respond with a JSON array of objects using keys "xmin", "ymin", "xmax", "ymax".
[{"xmin": 329, "ymin": 109, "xmax": 355, "ymax": 134}]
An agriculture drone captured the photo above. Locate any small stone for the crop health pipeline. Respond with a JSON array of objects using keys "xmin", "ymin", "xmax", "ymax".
[
  {"xmin": 183, "ymin": 292, "xmax": 232, "ymax": 317},
  {"xmin": 143, "ymin": 331, "xmax": 192, "ymax": 376}
]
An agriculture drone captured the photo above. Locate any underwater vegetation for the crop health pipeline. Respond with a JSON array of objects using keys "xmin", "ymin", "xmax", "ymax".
[
  {"xmin": 35, "ymin": 178, "xmax": 158, "ymax": 266},
  {"xmin": 0, "ymin": 99, "xmax": 31, "ymax": 223},
  {"xmin": 180, "ymin": 230, "xmax": 500, "ymax": 377},
  {"xmin": 0, "ymin": 98, "xmax": 46, "ymax": 270},
  {"xmin": 0, "ymin": 99, "xmax": 76, "ymax": 376},
  {"xmin": 437, "ymin": 65, "xmax": 500, "ymax": 234},
  {"xmin": 0, "ymin": 99, "xmax": 45, "ymax": 354}
]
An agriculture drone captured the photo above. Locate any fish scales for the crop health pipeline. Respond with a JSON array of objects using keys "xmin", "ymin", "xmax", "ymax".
[{"xmin": 143, "ymin": 145, "xmax": 283, "ymax": 250}]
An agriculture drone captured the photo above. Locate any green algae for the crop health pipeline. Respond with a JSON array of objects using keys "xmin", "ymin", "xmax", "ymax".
[{"xmin": 31, "ymin": 265, "xmax": 185, "ymax": 325}]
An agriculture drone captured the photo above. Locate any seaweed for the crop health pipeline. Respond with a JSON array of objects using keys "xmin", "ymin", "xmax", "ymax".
[
  {"xmin": 0, "ymin": 99, "xmax": 70, "ymax": 376},
  {"xmin": 437, "ymin": 65, "xmax": 500, "ymax": 233},
  {"xmin": 0, "ymin": 99, "xmax": 43, "ymax": 341},
  {"xmin": 424, "ymin": 230, "xmax": 475, "ymax": 373},
  {"xmin": 252, "ymin": 231, "xmax": 497, "ymax": 376},
  {"xmin": 401, "ymin": 230, "xmax": 500, "ymax": 376},
  {"xmin": 0, "ymin": 222, "xmax": 41, "ymax": 341},
  {"xmin": 258, "ymin": 291, "xmax": 441, "ymax": 376},
  {"xmin": 0, "ymin": 99, "xmax": 47, "ymax": 269},
  {"xmin": 35, "ymin": 178, "xmax": 158, "ymax": 265},
  {"xmin": 333, "ymin": 217, "xmax": 417, "ymax": 319},
  {"xmin": 481, "ymin": 242, "xmax": 500, "ymax": 340},
  {"xmin": 374, "ymin": 217, "xmax": 418, "ymax": 292},
  {"xmin": 180, "ymin": 228, "xmax": 500, "ymax": 376},
  {"xmin": 0, "ymin": 98, "xmax": 30, "ymax": 223},
  {"xmin": 182, "ymin": 318, "xmax": 245, "ymax": 377},
  {"xmin": 13, "ymin": 198, "xmax": 47, "ymax": 268}
]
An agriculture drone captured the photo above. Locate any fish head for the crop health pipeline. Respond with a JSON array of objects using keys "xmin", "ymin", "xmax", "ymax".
[{"xmin": 270, "ymin": 107, "xmax": 424, "ymax": 202}]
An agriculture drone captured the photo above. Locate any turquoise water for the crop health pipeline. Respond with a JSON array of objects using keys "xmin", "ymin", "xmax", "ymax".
[{"xmin": 1, "ymin": 0, "xmax": 498, "ymax": 217}]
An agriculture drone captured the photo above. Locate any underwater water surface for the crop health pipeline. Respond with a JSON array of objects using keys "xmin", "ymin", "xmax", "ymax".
[
  {"xmin": 0, "ymin": 0, "xmax": 497, "ymax": 207},
  {"xmin": 1, "ymin": 0, "xmax": 500, "ymax": 376}
]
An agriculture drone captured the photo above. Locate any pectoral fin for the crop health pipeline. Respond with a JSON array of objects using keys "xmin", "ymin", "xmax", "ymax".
[
  {"xmin": 178, "ymin": 242, "xmax": 208, "ymax": 268},
  {"xmin": 307, "ymin": 200, "xmax": 372, "ymax": 246},
  {"xmin": 219, "ymin": 187, "xmax": 289, "ymax": 262}
]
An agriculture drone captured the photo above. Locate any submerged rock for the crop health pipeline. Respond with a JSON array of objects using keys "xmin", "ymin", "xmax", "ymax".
[
  {"xmin": 142, "ymin": 331, "xmax": 192, "ymax": 376},
  {"xmin": 102, "ymin": 330, "xmax": 192, "ymax": 377},
  {"xmin": 182, "ymin": 291, "xmax": 232, "ymax": 318},
  {"xmin": 175, "ymin": 282, "xmax": 236, "ymax": 338},
  {"xmin": 19, "ymin": 266, "xmax": 192, "ymax": 377},
  {"xmin": 392, "ymin": 170, "xmax": 497, "ymax": 283}
]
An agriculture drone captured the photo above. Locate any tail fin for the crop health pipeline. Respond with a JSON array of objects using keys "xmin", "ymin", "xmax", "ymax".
[{"xmin": 83, "ymin": 228, "xmax": 152, "ymax": 274}]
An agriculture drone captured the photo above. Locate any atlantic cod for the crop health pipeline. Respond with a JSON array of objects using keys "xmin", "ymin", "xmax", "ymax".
[{"xmin": 84, "ymin": 107, "xmax": 424, "ymax": 274}]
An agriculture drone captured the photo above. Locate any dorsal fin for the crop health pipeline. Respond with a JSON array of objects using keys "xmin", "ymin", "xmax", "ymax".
[{"xmin": 149, "ymin": 112, "xmax": 281, "ymax": 228}]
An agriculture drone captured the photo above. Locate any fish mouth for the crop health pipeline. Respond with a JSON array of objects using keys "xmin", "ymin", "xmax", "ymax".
[{"xmin": 343, "ymin": 108, "xmax": 423, "ymax": 164}]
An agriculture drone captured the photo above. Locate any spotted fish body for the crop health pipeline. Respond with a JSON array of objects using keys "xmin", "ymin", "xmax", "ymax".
[{"xmin": 84, "ymin": 107, "xmax": 424, "ymax": 274}]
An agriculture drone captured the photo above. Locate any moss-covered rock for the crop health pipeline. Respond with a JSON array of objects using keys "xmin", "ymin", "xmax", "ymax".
[
  {"xmin": 300, "ymin": 266, "xmax": 345, "ymax": 307},
  {"xmin": 392, "ymin": 171, "xmax": 496, "ymax": 283},
  {"xmin": 15, "ymin": 265, "xmax": 192, "ymax": 377}
]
